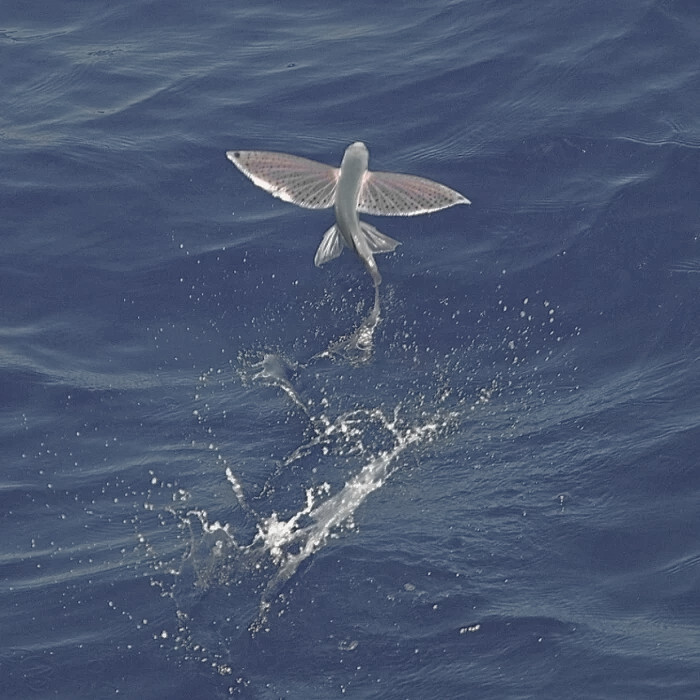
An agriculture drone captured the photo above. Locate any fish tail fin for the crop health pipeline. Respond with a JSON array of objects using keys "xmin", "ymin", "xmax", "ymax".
[{"xmin": 364, "ymin": 255, "xmax": 382, "ymax": 286}]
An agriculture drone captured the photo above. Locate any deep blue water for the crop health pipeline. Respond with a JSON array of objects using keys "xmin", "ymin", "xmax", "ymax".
[{"xmin": 2, "ymin": 0, "xmax": 700, "ymax": 698}]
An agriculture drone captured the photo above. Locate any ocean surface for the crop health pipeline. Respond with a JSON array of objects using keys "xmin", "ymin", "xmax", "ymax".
[{"xmin": 2, "ymin": 1, "xmax": 699, "ymax": 698}]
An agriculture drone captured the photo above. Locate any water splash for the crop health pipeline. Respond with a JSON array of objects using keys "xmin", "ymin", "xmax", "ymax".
[
  {"xmin": 128, "ymin": 281, "xmax": 580, "ymax": 694},
  {"xmin": 316, "ymin": 283, "xmax": 381, "ymax": 365},
  {"xmin": 245, "ymin": 406, "xmax": 443, "ymax": 632},
  {"xmin": 138, "ymin": 326, "xmax": 459, "ymax": 643},
  {"xmin": 188, "ymin": 388, "xmax": 450, "ymax": 634}
]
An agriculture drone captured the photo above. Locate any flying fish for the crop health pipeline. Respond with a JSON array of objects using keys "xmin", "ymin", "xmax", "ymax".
[{"xmin": 227, "ymin": 142, "xmax": 469, "ymax": 285}]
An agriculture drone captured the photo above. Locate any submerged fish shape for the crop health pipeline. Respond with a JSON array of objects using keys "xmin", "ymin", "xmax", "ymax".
[{"xmin": 226, "ymin": 142, "xmax": 469, "ymax": 285}]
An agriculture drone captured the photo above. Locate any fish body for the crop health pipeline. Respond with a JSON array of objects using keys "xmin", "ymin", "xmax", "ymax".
[
  {"xmin": 334, "ymin": 142, "xmax": 381, "ymax": 284},
  {"xmin": 227, "ymin": 142, "xmax": 469, "ymax": 285}
]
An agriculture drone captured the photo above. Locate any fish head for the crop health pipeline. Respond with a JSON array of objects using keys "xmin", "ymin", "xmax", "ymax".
[{"xmin": 342, "ymin": 142, "xmax": 369, "ymax": 169}]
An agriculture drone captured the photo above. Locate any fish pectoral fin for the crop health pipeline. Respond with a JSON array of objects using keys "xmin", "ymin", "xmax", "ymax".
[
  {"xmin": 359, "ymin": 222, "xmax": 401, "ymax": 254},
  {"xmin": 226, "ymin": 150, "xmax": 339, "ymax": 209},
  {"xmin": 358, "ymin": 170, "xmax": 470, "ymax": 216},
  {"xmin": 314, "ymin": 225, "xmax": 344, "ymax": 267}
]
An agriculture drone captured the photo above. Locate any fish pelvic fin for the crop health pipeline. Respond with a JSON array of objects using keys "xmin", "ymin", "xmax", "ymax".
[
  {"xmin": 359, "ymin": 222, "xmax": 401, "ymax": 254},
  {"xmin": 314, "ymin": 224, "xmax": 344, "ymax": 267}
]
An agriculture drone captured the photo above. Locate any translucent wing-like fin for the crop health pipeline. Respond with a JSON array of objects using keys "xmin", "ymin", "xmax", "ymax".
[
  {"xmin": 358, "ymin": 170, "xmax": 470, "ymax": 216},
  {"xmin": 359, "ymin": 222, "xmax": 401, "ymax": 254},
  {"xmin": 314, "ymin": 225, "xmax": 344, "ymax": 267},
  {"xmin": 227, "ymin": 150, "xmax": 339, "ymax": 209}
]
